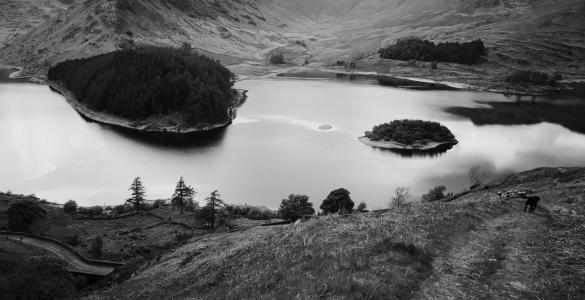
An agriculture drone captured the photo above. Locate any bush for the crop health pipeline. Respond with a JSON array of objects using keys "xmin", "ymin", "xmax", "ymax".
[
  {"xmin": 356, "ymin": 202, "xmax": 367, "ymax": 212},
  {"xmin": 365, "ymin": 119, "xmax": 455, "ymax": 145},
  {"xmin": 270, "ymin": 53, "xmax": 285, "ymax": 64},
  {"xmin": 379, "ymin": 38, "xmax": 486, "ymax": 65},
  {"xmin": 421, "ymin": 186, "xmax": 452, "ymax": 202},
  {"xmin": 113, "ymin": 205, "xmax": 130, "ymax": 215},
  {"xmin": 278, "ymin": 194, "xmax": 315, "ymax": 221},
  {"xmin": 7, "ymin": 201, "xmax": 46, "ymax": 232},
  {"xmin": 391, "ymin": 187, "xmax": 410, "ymax": 208},
  {"xmin": 320, "ymin": 188, "xmax": 354, "ymax": 215},
  {"xmin": 63, "ymin": 200, "xmax": 77, "ymax": 213},
  {"xmin": 78, "ymin": 206, "xmax": 104, "ymax": 216}
]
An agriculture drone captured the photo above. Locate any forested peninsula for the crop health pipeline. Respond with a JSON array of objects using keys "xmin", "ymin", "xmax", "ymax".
[{"xmin": 47, "ymin": 47, "xmax": 245, "ymax": 133}]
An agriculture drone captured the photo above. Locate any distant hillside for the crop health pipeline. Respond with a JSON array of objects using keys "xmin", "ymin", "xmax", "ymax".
[{"xmin": 2, "ymin": 0, "xmax": 585, "ymax": 81}]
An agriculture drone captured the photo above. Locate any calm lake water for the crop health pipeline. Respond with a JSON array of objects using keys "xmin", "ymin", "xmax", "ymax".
[{"xmin": 2, "ymin": 68, "xmax": 585, "ymax": 209}]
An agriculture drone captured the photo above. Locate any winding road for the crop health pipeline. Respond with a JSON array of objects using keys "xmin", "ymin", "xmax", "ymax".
[{"xmin": 1, "ymin": 233, "xmax": 118, "ymax": 276}]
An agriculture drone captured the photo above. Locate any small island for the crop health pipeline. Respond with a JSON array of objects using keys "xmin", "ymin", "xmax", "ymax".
[
  {"xmin": 47, "ymin": 46, "xmax": 246, "ymax": 134},
  {"xmin": 359, "ymin": 119, "xmax": 458, "ymax": 151}
]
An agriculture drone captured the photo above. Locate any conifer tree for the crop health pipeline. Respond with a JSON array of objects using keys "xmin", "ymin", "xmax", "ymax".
[
  {"xmin": 171, "ymin": 177, "xmax": 196, "ymax": 214},
  {"xmin": 127, "ymin": 177, "xmax": 145, "ymax": 211}
]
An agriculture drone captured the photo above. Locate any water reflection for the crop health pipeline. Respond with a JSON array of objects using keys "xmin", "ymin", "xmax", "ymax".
[
  {"xmin": 445, "ymin": 99, "xmax": 585, "ymax": 134},
  {"xmin": 369, "ymin": 143, "xmax": 456, "ymax": 158}
]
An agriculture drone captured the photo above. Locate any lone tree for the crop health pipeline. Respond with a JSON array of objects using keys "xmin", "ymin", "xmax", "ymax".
[
  {"xmin": 63, "ymin": 200, "xmax": 77, "ymax": 213},
  {"xmin": 201, "ymin": 190, "xmax": 224, "ymax": 229},
  {"xmin": 391, "ymin": 187, "xmax": 410, "ymax": 208},
  {"xmin": 171, "ymin": 177, "xmax": 196, "ymax": 214},
  {"xmin": 7, "ymin": 200, "xmax": 46, "ymax": 232},
  {"xmin": 278, "ymin": 194, "xmax": 315, "ymax": 221},
  {"xmin": 320, "ymin": 188, "xmax": 354, "ymax": 215},
  {"xmin": 468, "ymin": 166, "xmax": 486, "ymax": 188},
  {"xmin": 126, "ymin": 177, "xmax": 145, "ymax": 211}
]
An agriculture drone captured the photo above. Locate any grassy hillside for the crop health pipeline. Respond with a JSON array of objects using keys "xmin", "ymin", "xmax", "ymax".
[{"xmin": 84, "ymin": 167, "xmax": 585, "ymax": 299}]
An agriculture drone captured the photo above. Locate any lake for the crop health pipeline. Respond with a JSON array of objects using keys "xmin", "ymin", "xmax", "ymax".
[{"xmin": 2, "ymin": 68, "xmax": 585, "ymax": 209}]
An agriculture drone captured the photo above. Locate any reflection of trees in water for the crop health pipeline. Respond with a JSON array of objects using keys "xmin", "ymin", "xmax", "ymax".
[
  {"xmin": 445, "ymin": 99, "xmax": 585, "ymax": 135},
  {"xmin": 111, "ymin": 127, "xmax": 228, "ymax": 149},
  {"xmin": 77, "ymin": 111, "xmax": 228, "ymax": 149},
  {"xmin": 371, "ymin": 143, "xmax": 455, "ymax": 158}
]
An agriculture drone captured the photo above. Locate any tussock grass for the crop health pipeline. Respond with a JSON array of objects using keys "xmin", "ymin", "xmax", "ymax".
[
  {"xmin": 85, "ymin": 168, "xmax": 585, "ymax": 299},
  {"xmin": 89, "ymin": 200, "xmax": 504, "ymax": 300}
]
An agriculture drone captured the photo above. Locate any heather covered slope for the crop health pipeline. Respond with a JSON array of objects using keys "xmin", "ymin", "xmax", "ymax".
[{"xmin": 84, "ymin": 167, "xmax": 585, "ymax": 299}]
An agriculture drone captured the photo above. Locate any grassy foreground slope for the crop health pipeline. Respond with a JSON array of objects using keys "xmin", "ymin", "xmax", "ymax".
[{"xmin": 86, "ymin": 167, "xmax": 585, "ymax": 299}]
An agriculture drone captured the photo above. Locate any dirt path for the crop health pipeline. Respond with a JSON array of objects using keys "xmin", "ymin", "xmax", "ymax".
[{"xmin": 416, "ymin": 204, "xmax": 551, "ymax": 299}]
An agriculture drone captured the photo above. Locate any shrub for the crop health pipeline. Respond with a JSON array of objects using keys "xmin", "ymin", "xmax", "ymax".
[
  {"xmin": 78, "ymin": 206, "xmax": 104, "ymax": 216},
  {"xmin": 113, "ymin": 205, "xmax": 130, "ymax": 215},
  {"xmin": 63, "ymin": 200, "xmax": 78, "ymax": 213},
  {"xmin": 469, "ymin": 165, "xmax": 487, "ymax": 187},
  {"xmin": 270, "ymin": 53, "xmax": 285, "ymax": 64},
  {"xmin": 278, "ymin": 194, "xmax": 315, "ymax": 221},
  {"xmin": 391, "ymin": 187, "xmax": 410, "ymax": 208},
  {"xmin": 7, "ymin": 201, "xmax": 46, "ymax": 232},
  {"xmin": 320, "ymin": 188, "xmax": 354, "ymax": 215},
  {"xmin": 421, "ymin": 186, "xmax": 451, "ymax": 202},
  {"xmin": 356, "ymin": 202, "xmax": 367, "ymax": 212}
]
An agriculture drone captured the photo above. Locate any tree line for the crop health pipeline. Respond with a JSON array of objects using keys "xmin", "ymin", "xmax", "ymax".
[
  {"xmin": 47, "ymin": 46, "xmax": 236, "ymax": 126},
  {"xmin": 378, "ymin": 38, "xmax": 486, "ymax": 65}
]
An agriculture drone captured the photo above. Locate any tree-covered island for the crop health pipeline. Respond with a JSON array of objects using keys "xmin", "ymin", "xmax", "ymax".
[
  {"xmin": 47, "ymin": 46, "xmax": 246, "ymax": 133},
  {"xmin": 359, "ymin": 119, "xmax": 458, "ymax": 151}
]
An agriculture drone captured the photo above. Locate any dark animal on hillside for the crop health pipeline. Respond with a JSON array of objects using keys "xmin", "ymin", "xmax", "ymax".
[{"xmin": 521, "ymin": 194, "xmax": 540, "ymax": 212}]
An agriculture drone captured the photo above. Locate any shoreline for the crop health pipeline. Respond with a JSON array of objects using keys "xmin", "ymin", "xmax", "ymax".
[
  {"xmin": 358, "ymin": 136, "xmax": 459, "ymax": 151},
  {"xmin": 4, "ymin": 63, "xmax": 578, "ymax": 96},
  {"xmin": 48, "ymin": 81, "xmax": 247, "ymax": 135}
]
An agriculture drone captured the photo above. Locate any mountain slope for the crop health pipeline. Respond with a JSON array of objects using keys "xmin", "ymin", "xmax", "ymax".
[{"xmin": 2, "ymin": 0, "xmax": 585, "ymax": 82}]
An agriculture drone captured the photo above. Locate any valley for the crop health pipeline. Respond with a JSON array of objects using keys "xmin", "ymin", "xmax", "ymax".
[{"xmin": 1, "ymin": 1, "xmax": 585, "ymax": 299}]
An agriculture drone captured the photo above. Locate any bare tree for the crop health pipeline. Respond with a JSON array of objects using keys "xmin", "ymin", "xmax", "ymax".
[
  {"xmin": 390, "ymin": 187, "xmax": 410, "ymax": 208},
  {"xmin": 468, "ymin": 165, "xmax": 486, "ymax": 187}
]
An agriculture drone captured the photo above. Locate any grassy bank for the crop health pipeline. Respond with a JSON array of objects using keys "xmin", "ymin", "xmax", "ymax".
[{"xmin": 83, "ymin": 167, "xmax": 585, "ymax": 299}]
